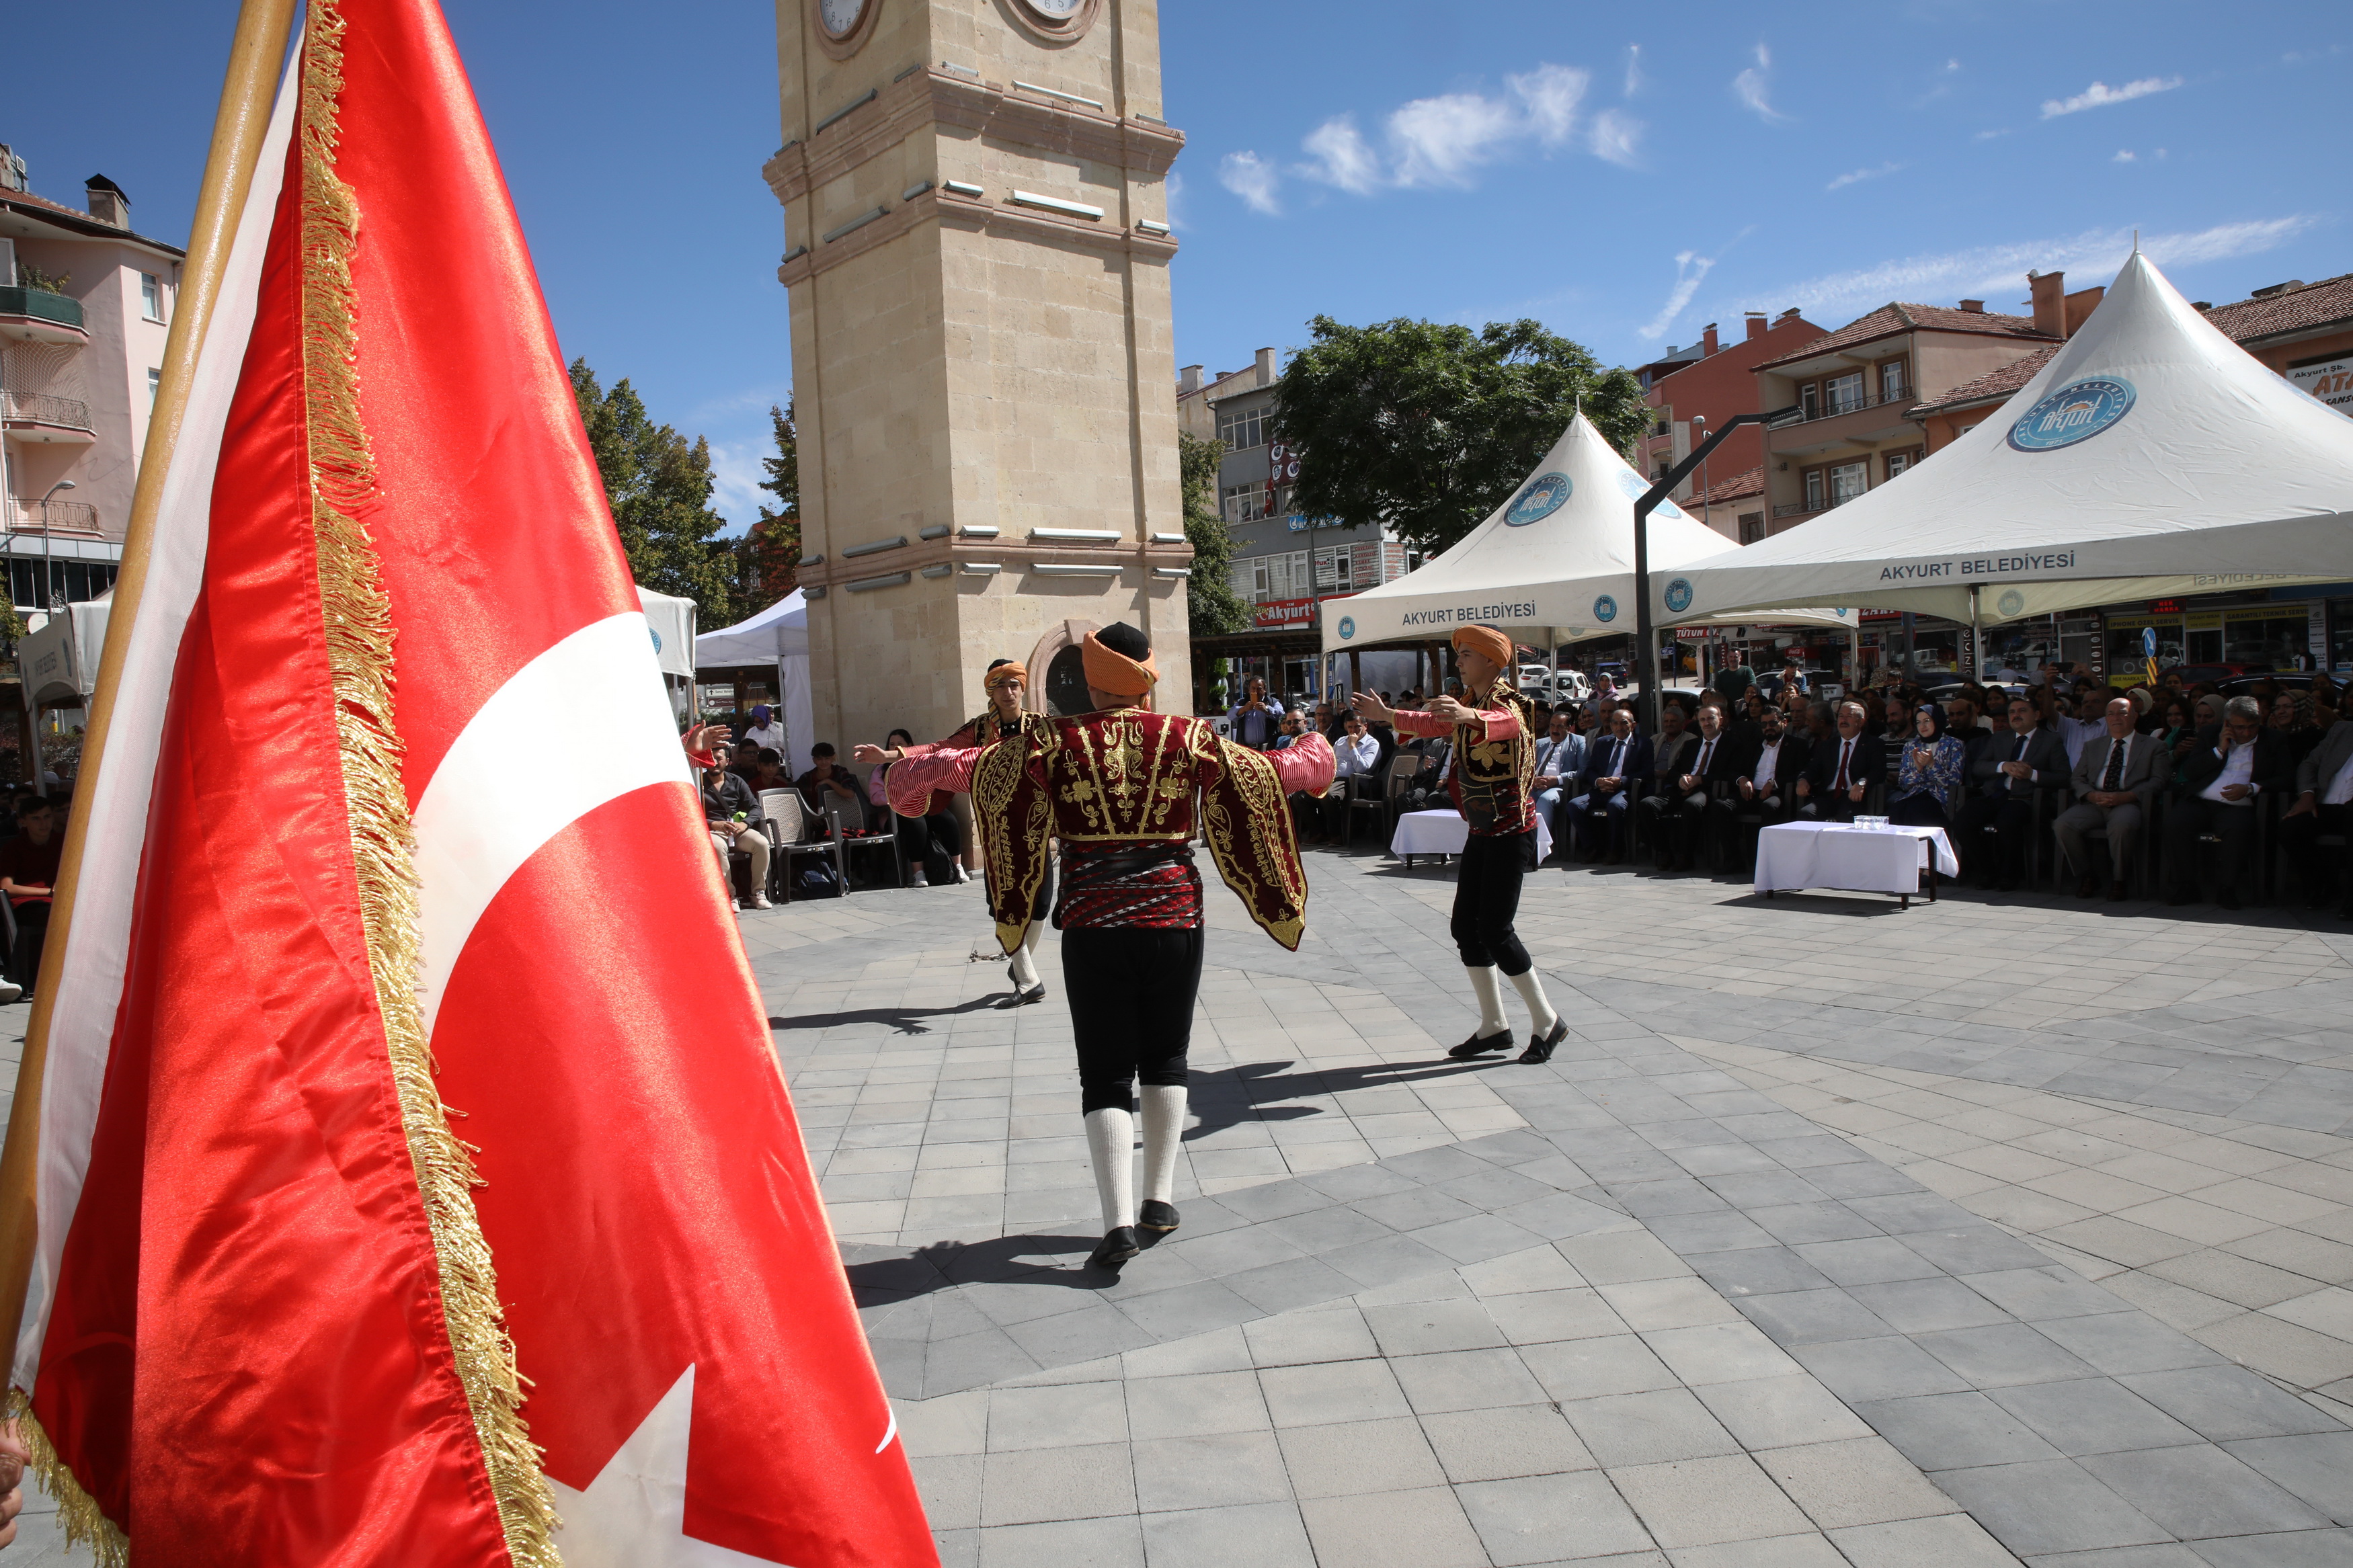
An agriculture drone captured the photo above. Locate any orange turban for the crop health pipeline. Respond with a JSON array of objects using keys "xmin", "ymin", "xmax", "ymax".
[
  {"xmin": 1452, "ymin": 624, "xmax": 1514, "ymax": 670},
  {"xmin": 984, "ymin": 662, "xmax": 1028, "ymax": 692},
  {"xmin": 1082, "ymin": 630, "xmax": 1158, "ymax": 697}
]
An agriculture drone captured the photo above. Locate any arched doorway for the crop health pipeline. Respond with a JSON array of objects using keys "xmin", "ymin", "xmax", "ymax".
[{"xmin": 1027, "ymin": 618, "xmax": 1101, "ymax": 716}]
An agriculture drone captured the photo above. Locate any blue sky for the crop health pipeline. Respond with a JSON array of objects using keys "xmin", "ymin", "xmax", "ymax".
[{"xmin": 14, "ymin": 2, "xmax": 2346, "ymax": 532}]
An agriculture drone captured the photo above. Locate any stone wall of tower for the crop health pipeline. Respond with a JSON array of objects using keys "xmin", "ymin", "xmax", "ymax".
[{"xmin": 768, "ymin": 0, "xmax": 1190, "ymax": 756}]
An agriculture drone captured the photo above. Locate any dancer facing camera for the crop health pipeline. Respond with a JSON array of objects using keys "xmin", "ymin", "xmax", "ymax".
[
  {"xmin": 902, "ymin": 623, "xmax": 1332, "ymax": 1270},
  {"xmin": 857, "ymin": 658, "xmax": 1053, "ymax": 1008},
  {"xmin": 1353, "ymin": 624, "xmax": 1568, "ymax": 1065}
]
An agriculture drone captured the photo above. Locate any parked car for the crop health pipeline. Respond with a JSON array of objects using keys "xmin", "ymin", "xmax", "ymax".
[
  {"xmin": 1755, "ymin": 669, "xmax": 1843, "ymax": 700},
  {"xmin": 2220, "ymin": 672, "xmax": 2321, "ymax": 698},
  {"xmin": 2164, "ymin": 663, "xmax": 2267, "ymax": 686}
]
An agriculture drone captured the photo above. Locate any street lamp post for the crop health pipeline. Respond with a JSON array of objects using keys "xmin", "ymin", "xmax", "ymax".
[{"xmin": 1631, "ymin": 407, "xmax": 1802, "ymax": 732}]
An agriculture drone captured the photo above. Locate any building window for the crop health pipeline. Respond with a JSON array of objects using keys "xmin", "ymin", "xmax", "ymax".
[
  {"xmin": 1804, "ymin": 469, "xmax": 1825, "ymax": 511},
  {"xmin": 1880, "ymin": 360, "xmax": 1907, "ymax": 402},
  {"xmin": 141, "ymin": 273, "xmax": 164, "ymax": 323},
  {"xmin": 1825, "ymin": 371, "xmax": 1864, "ymax": 416},
  {"xmin": 1885, "ymin": 450, "xmax": 1913, "ymax": 482},
  {"xmin": 148, "ymin": 368, "xmax": 161, "ymax": 407},
  {"xmin": 1829, "ymin": 460, "xmax": 1868, "ymax": 506},
  {"xmin": 1800, "ymin": 383, "xmax": 1819, "ymax": 420},
  {"xmin": 1739, "ymin": 511, "xmax": 1765, "ymax": 544},
  {"xmin": 1220, "ymin": 483, "xmax": 1267, "ymax": 524},
  {"xmin": 1956, "ymin": 423, "xmax": 1979, "ymax": 439},
  {"xmin": 1214, "ymin": 404, "xmax": 1266, "ymax": 450}
]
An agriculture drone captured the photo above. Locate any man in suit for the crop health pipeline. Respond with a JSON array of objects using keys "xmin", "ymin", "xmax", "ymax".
[
  {"xmin": 1951, "ymin": 696, "xmax": 2067, "ymax": 890},
  {"xmin": 1711, "ymin": 701, "xmax": 1809, "ymax": 872},
  {"xmin": 2055, "ymin": 696, "xmax": 2172, "ymax": 901},
  {"xmin": 2280, "ymin": 717, "xmax": 2353, "ymax": 917},
  {"xmin": 1565, "ymin": 706, "xmax": 1650, "ymax": 864},
  {"xmin": 1638, "ymin": 701, "xmax": 1753, "ymax": 872},
  {"xmin": 1530, "ymin": 710, "xmax": 1585, "ymax": 858},
  {"xmin": 1795, "ymin": 700, "xmax": 1883, "ymax": 825},
  {"xmin": 2164, "ymin": 696, "xmax": 2290, "ymax": 911}
]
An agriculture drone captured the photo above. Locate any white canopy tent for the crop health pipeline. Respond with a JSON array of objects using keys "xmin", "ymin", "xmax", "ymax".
[
  {"xmin": 634, "ymin": 586, "xmax": 697, "ymax": 681},
  {"xmin": 19, "ymin": 594, "xmax": 112, "ymax": 710},
  {"xmin": 694, "ymin": 590, "xmax": 812, "ymax": 775},
  {"xmin": 1660, "ymin": 252, "xmax": 2353, "ymax": 627},
  {"xmin": 1319, "ymin": 413, "xmax": 1853, "ymax": 655}
]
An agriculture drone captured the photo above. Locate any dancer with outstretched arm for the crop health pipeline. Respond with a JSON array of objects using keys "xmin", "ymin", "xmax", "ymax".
[{"xmin": 1353, "ymin": 624, "xmax": 1568, "ymax": 1065}]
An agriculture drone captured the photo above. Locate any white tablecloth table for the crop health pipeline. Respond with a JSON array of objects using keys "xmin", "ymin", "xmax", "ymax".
[
  {"xmin": 1754, "ymin": 821, "xmax": 1959, "ymax": 905},
  {"xmin": 1391, "ymin": 809, "xmax": 1552, "ymax": 866}
]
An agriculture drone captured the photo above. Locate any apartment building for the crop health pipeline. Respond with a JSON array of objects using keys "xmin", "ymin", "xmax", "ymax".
[
  {"xmin": 1634, "ymin": 307, "xmax": 1825, "ymax": 533},
  {"xmin": 0, "ymin": 147, "xmax": 175, "ymax": 614}
]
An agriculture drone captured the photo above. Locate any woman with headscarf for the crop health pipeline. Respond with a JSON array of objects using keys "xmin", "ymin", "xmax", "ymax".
[
  {"xmin": 741, "ymin": 702, "xmax": 785, "ymax": 754},
  {"xmin": 1353, "ymin": 624, "xmax": 1568, "ymax": 1065},
  {"xmin": 1888, "ymin": 702, "xmax": 1966, "ymax": 826}
]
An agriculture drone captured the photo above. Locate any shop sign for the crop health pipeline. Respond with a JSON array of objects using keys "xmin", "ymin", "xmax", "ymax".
[
  {"xmin": 1252, "ymin": 591, "xmax": 1357, "ymax": 630},
  {"xmin": 2290, "ymin": 357, "xmax": 2353, "ymax": 413}
]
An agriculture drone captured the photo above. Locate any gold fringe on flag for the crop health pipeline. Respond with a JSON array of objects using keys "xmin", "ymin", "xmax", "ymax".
[
  {"xmin": 297, "ymin": 6, "xmax": 562, "ymax": 1561},
  {"xmin": 7, "ymin": 1391, "xmax": 126, "ymax": 1567}
]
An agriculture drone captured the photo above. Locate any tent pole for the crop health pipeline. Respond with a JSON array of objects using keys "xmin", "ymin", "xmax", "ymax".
[{"xmin": 1969, "ymin": 587, "xmax": 1983, "ymax": 683}]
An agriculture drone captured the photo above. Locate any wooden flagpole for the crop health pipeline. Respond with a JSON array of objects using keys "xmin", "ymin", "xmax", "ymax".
[{"xmin": 0, "ymin": 0, "xmax": 303, "ymax": 1375}]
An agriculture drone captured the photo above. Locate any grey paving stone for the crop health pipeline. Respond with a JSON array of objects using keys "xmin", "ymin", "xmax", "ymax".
[
  {"xmin": 2028, "ymin": 1311, "xmax": 2227, "ymax": 1378},
  {"xmin": 1131, "ymin": 1432, "xmax": 1292, "ymax": 1514},
  {"xmin": 1259, "ymin": 1202, "xmax": 1392, "ymax": 1254},
  {"xmin": 1485, "ymin": 1286, "xmax": 1628, "ymax": 1346},
  {"xmin": 1928, "ymin": 1458, "xmax": 2172, "ymax": 1556},
  {"xmin": 2077, "ymin": 1443, "xmax": 2330, "ymax": 1539},
  {"xmin": 1794, "ymin": 1236, "xmax": 1946, "ymax": 1286},
  {"xmin": 1458, "ymin": 1472, "xmax": 1655, "ymax": 1565},
  {"xmin": 1137, "ymin": 1501, "xmax": 1316, "ymax": 1568},
  {"xmin": 1519, "ymin": 1333, "xmax": 1680, "ymax": 1401},
  {"xmin": 1560, "ymin": 1388, "xmax": 1743, "ymax": 1467},
  {"xmin": 1240, "ymin": 1304, "xmax": 1377, "ymax": 1368},
  {"xmin": 1220, "ymin": 1255, "xmax": 1359, "ymax": 1315},
  {"xmin": 977, "ymin": 1515, "xmax": 1146, "ymax": 1567},
  {"xmin": 1915, "ymin": 1323, "xmax": 2104, "ymax": 1389},
  {"xmin": 1847, "ymin": 1278, "xmax": 2013, "ymax": 1335},
  {"xmin": 2119, "ymin": 1366, "xmax": 2348, "ymax": 1441},
  {"xmin": 1738, "ymin": 1287, "xmax": 1901, "ymax": 1347},
  {"xmin": 1825, "ymin": 1512, "xmax": 2024, "ymax": 1567},
  {"xmin": 1114, "ymin": 1280, "xmax": 1263, "ymax": 1342},
  {"xmin": 1297, "ymin": 1485, "xmax": 1490, "ymax": 1568},
  {"xmin": 1790, "ymin": 1336, "xmax": 1977, "ymax": 1403},
  {"xmin": 1899, "ymin": 1227, "xmax": 2060, "ymax": 1275},
  {"xmin": 1640, "ymin": 1321, "xmax": 1802, "ymax": 1386},
  {"xmin": 1692, "ymin": 1372, "xmax": 1876, "ymax": 1450},
  {"xmin": 1959, "ymin": 1266, "xmax": 2136, "ymax": 1321},
  {"xmin": 2188, "ymin": 1528, "xmax": 2353, "ymax": 1567},
  {"xmin": 1258, "ymin": 1357, "xmax": 1412, "ymax": 1428},
  {"xmin": 987, "ymin": 1382, "xmax": 1128, "ymax": 1450},
  {"xmin": 1275, "ymin": 1414, "xmax": 1447, "ymax": 1499},
  {"xmin": 1317, "ymin": 1232, "xmax": 1459, "ymax": 1289},
  {"xmin": 1985, "ymin": 1377, "xmax": 2206, "ymax": 1458},
  {"xmin": 978, "ymin": 1442, "xmax": 1138, "ymax": 1526},
  {"xmin": 1123, "ymin": 1369, "xmax": 1267, "ymax": 1440},
  {"xmin": 1419, "ymin": 1401, "xmax": 1597, "ymax": 1483},
  {"xmin": 1856, "ymin": 1390, "xmax": 2067, "ymax": 1471},
  {"xmin": 1685, "ymin": 1245, "xmax": 1837, "ymax": 1297},
  {"xmin": 2221, "ymin": 1431, "xmax": 2353, "ymax": 1525}
]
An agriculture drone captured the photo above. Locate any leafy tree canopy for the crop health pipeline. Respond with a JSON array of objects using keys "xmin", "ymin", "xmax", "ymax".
[
  {"xmin": 737, "ymin": 399, "xmax": 800, "ymax": 608},
  {"xmin": 1179, "ymin": 431, "xmax": 1250, "ymax": 636},
  {"xmin": 1269, "ymin": 316, "xmax": 1648, "ymax": 555},
  {"xmin": 569, "ymin": 358, "xmax": 737, "ymax": 627}
]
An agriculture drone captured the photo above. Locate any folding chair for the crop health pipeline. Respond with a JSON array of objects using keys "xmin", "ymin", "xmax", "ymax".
[
  {"xmin": 824, "ymin": 796, "xmax": 903, "ymax": 891},
  {"xmin": 762, "ymin": 789, "xmax": 846, "ymax": 903}
]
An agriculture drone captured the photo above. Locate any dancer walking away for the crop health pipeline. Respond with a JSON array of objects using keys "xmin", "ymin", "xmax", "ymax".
[
  {"xmin": 1353, "ymin": 624, "xmax": 1568, "ymax": 1065},
  {"xmin": 922, "ymin": 623, "xmax": 1332, "ymax": 1270},
  {"xmin": 860, "ymin": 658, "xmax": 1054, "ymax": 1007}
]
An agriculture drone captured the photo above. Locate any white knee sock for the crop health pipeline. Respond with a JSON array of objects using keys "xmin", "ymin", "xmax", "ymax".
[
  {"xmin": 1008, "ymin": 926, "xmax": 1039, "ymax": 989},
  {"xmin": 1084, "ymin": 1107, "xmax": 1136, "ymax": 1234},
  {"xmin": 1508, "ymin": 968, "xmax": 1560, "ymax": 1036},
  {"xmin": 1138, "ymin": 1085, "xmax": 1187, "ymax": 1206},
  {"xmin": 1466, "ymin": 965, "xmax": 1510, "ymax": 1038}
]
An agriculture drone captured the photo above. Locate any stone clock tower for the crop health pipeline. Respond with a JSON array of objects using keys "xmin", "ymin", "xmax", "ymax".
[{"xmin": 767, "ymin": 0, "xmax": 1191, "ymax": 755}]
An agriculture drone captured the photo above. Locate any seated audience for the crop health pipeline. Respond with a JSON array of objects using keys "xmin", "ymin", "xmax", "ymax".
[
  {"xmin": 1954, "ymin": 696, "xmax": 2065, "ymax": 890},
  {"xmin": 2270, "ymin": 690, "xmax": 2325, "ymax": 771},
  {"xmin": 1888, "ymin": 704, "xmax": 1966, "ymax": 826},
  {"xmin": 1638, "ymin": 700, "xmax": 1749, "ymax": 872},
  {"xmin": 1712, "ymin": 702, "xmax": 1808, "ymax": 870},
  {"xmin": 2055, "ymin": 696, "xmax": 2171, "ymax": 900},
  {"xmin": 2163, "ymin": 696, "xmax": 2288, "ymax": 910},
  {"xmin": 1530, "ymin": 710, "xmax": 1585, "ymax": 859},
  {"xmin": 2282, "ymin": 708, "xmax": 2353, "ymax": 917},
  {"xmin": 869, "ymin": 728, "xmax": 964, "ymax": 887},
  {"xmin": 741, "ymin": 703, "xmax": 785, "ymax": 753},
  {"xmin": 1320, "ymin": 713, "xmax": 1383, "ymax": 839},
  {"xmin": 701, "ymin": 758, "xmax": 771, "ymax": 909},
  {"xmin": 1566, "ymin": 707, "xmax": 1650, "ymax": 864},
  {"xmin": 797, "ymin": 743, "xmax": 867, "ymax": 824},
  {"xmin": 1796, "ymin": 700, "xmax": 1882, "ymax": 824}
]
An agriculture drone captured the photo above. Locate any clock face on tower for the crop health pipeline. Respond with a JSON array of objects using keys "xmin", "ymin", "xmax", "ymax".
[
  {"xmin": 1022, "ymin": 0, "xmax": 1082, "ymax": 14},
  {"xmin": 818, "ymin": 0, "xmax": 869, "ymax": 36},
  {"xmin": 1008, "ymin": 0, "xmax": 1097, "ymax": 39}
]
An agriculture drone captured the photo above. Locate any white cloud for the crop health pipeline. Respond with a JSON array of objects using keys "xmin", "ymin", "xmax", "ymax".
[
  {"xmin": 1390, "ymin": 92, "xmax": 1528, "ymax": 187},
  {"xmin": 1733, "ymin": 42, "xmax": 1791, "ymax": 123},
  {"xmin": 1299, "ymin": 116, "xmax": 1383, "ymax": 194},
  {"xmin": 1974, "ymin": 127, "xmax": 2011, "ymax": 142},
  {"xmin": 2040, "ymin": 75, "xmax": 2182, "ymax": 118},
  {"xmin": 705, "ymin": 440, "xmax": 768, "ymax": 531},
  {"xmin": 1589, "ymin": 108, "xmax": 1643, "ymax": 167},
  {"xmin": 1946, "ymin": 58, "xmax": 1962, "ymax": 73},
  {"xmin": 1735, "ymin": 216, "xmax": 2313, "ymax": 322},
  {"xmin": 2114, "ymin": 149, "xmax": 2137, "ymax": 163},
  {"xmin": 1624, "ymin": 44, "xmax": 1644, "ymax": 97},
  {"xmin": 1509, "ymin": 63, "xmax": 1590, "ymax": 149},
  {"xmin": 1219, "ymin": 151, "xmax": 1282, "ymax": 215},
  {"xmin": 1639, "ymin": 251, "xmax": 1716, "ymax": 340},
  {"xmin": 1827, "ymin": 161, "xmax": 1903, "ymax": 191},
  {"xmin": 1164, "ymin": 170, "xmax": 1186, "ymax": 229}
]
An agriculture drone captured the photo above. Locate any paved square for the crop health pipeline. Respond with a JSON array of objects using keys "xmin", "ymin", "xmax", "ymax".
[{"xmin": 9, "ymin": 850, "xmax": 2353, "ymax": 1563}]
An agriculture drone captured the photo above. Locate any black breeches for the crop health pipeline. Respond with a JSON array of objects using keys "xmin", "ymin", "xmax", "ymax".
[
  {"xmin": 1062, "ymin": 925, "xmax": 1203, "ymax": 1113},
  {"xmin": 895, "ymin": 810, "xmax": 962, "ymax": 879},
  {"xmin": 7, "ymin": 901, "xmax": 46, "ymax": 990},
  {"xmin": 1450, "ymin": 829, "xmax": 1536, "ymax": 975},
  {"xmin": 985, "ymin": 852, "xmax": 1057, "ymax": 924}
]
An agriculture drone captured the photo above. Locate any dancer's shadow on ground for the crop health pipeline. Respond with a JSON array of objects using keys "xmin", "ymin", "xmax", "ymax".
[
  {"xmin": 845, "ymin": 1232, "xmax": 1122, "ymax": 1303},
  {"xmin": 769, "ymin": 995, "xmax": 1006, "ymax": 1036},
  {"xmin": 1181, "ymin": 1056, "xmax": 1500, "ymax": 1143}
]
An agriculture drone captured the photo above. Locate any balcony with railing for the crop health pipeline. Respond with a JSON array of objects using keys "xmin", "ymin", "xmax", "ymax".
[
  {"xmin": 0, "ymin": 286, "xmax": 88, "ymax": 347},
  {"xmin": 0, "ymin": 391, "xmax": 95, "ymax": 444},
  {"xmin": 2, "ymin": 499, "xmax": 101, "ymax": 536},
  {"xmin": 1771, "ymin": 491, "xmax": 1862, "ymax": 520},
  {"xmin": 1769, "ymin": 381, "xmax": 1919, "ymax": 457}
]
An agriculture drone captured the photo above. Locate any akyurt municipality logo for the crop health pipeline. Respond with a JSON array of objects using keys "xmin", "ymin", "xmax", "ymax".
[
  {"xmin": 649, "ymin": 627, "xmax": 662, "ymax": 654},
  {"xmin": 2007, "ymin": 377, "xmax": 2136, "ymax": 452},
  {"xmin": 1617, "ymin": 468, "xmax": 1685, "ymax": 520},
  {"xmin": 1337, "ymin": 616, "xmax": 1356, "ymax": 640},
  {"xmin": 1997, "ymin": 589, "xmax": 2026, "ymax": 618},
  {"xmin": 1593, "ymin": 594, "xmax": 1618, "ymax": 622},
  {"xmin": 1664, "ymin": 578, "xmax": 1694, "ymax": 615},
  {"xmin": 1506, "ymin": 472, "xmax": 1570, "ymax": 526}
]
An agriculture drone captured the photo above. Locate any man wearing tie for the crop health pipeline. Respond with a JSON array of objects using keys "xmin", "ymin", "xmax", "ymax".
[
  {"xmin": 1566, "ymin": 708, "xmax": 1651, "ymax": 864},
  {"xmin": 1711, "ymin": 702, "xmax": 1809, "ymax": 872},
  {"xmin": 1952, "ymin": 696, "xmax": 2065, "ymax": 890},
  {"xmin": 1530, "ymin": 710, "xmax": 1585, "ymax": 857},
  {"xmin": 1638, "ymin": 702, "xmax": 1751, "ymax": 872},
  {"xmin": 2055, "ymin": 697, "xmax": 2171, "ymax": 900},
  {"xmin": 2165, "ymin": 696, "xmax": 2288, "ymax": 910},
  {"xmin": 2281, "ymin": 711, "xmax": 2353, "ymax": 917},
  {"xmin": 1795, "ymin": 700, "xmax": 1884, "ymax": 825}
]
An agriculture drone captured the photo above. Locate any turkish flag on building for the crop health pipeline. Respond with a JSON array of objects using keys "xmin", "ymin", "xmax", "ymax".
[{"xmin": 4, "ymin": 1, "xmax": 934, "ymax": 1562}]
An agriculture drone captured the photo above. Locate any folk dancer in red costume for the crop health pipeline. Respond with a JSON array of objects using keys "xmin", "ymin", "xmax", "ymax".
[
  {"xmin": 896, "ymin": 623, "xmax": 1332, "ymax": 1269},
  {"xmin": 857, "ymin": 657, "xmax": 1054, "ymax": 1007},
  {"xmin": 1353, "ymin": 624, "xmax": 1568, "ymax": 1065}
]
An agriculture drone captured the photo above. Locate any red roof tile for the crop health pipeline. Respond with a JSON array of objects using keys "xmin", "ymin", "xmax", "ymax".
[
  {"xmin": 0, "ymin": 190, "xmax": 185, "ymax": 255},
  {"xmin": 1907, "ymin": 345, "xmax": 2060, "ymax": 415},
  {"xmin": 1694, "ymin": 465, "xmax": 1764, "ymax": 504},
  {"xmin": 1755, "ymin": 302, "xmax": 2055, "ymax": 372},
  {"xmin": 2200, "ymin": 274, "xmax": 2353, "ymax": 345}
]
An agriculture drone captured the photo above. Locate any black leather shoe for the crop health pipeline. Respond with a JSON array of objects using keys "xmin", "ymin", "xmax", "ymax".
[
  {"xmin": 1519, "ymin": 1017, "xmax": 1569, "ymax": 1065},
  {"xmin": 1088, "ymin": 1227, "xmax": 1142, "ymax": 1269},
  {"xmin": 1138, "ymin": 1199, "xmax": 1180, "ymax": 1235},
  {"xmin": 996, "ymin": 983, "xmax": 1046, "ymax": 1009},
  {"xmin": 1449, "ymin": 1030, "xmax": 1513, "ymax": 1060}
]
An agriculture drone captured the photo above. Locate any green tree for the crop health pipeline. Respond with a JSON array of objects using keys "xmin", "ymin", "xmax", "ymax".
[
  {"xmin": 1269, "ymin": 317, "xmax": 1648, "ymax": 555},
  {"xmin": 737, "ymin": 399, "xmax": 800, "ymax": 606},
  {"xmin": 1179, "ymin": 430, "xmax": 1249, "ymax": 636},
  {"xmin": 569, "ymin": 357, "xmax": 737, "ymax": 626}
]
